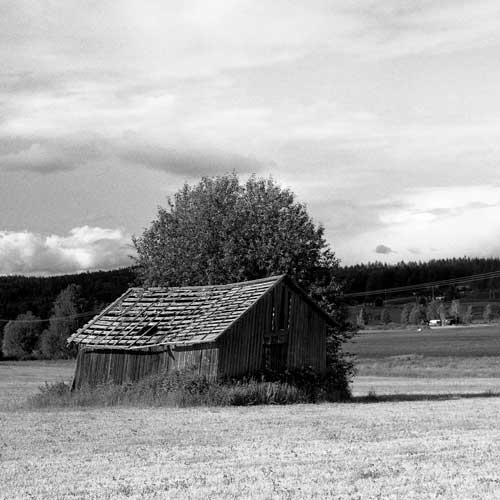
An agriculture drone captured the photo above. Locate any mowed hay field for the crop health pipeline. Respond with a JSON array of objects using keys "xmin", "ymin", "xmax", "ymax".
[
  {"xmin": 0, "ymin": 360, "xmax": 75, "ymax": 409},
  {"xmin": 350, "ymin": 324, "xmax": 500, "ymax": 396},
  {"xmin": 2, "ymin": 326, "xmax": 500, "ymax": 499},
  {"xmin": 3, "ymin": 399, "xmax": 500, "ymax": 499},
  {"xmin": 350, "ymin": 325, "xmax": 500, "ymax": 359}
]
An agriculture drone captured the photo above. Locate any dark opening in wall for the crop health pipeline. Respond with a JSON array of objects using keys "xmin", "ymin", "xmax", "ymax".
[
  {"xmin": 262, "ymin": 342, "xmax": 287, "ymax": 372},
  {"xmin": 278, "ymin": 289, "xmax": 287, "ymax": 330}
]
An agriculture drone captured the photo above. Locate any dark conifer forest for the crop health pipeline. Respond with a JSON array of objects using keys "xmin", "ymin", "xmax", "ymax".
[
  {"xmin": 338, "ymin": 257, "xmax": 500, "ymax": 302},
  {"xmin": 1, "ymin": 257, "xmax": 499, "ymax": 325},
  {"xmin": 0, "ymin": 268, "xmax": 136, "ymax": 325}
]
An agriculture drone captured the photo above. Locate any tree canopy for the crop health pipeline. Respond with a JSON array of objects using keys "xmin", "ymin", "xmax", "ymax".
[
  {"xmin": 39, "ymin": 285, "xmax": 82, "ymax": 359},
  {"xmin": 133, "ymin": 173, "xmax": 338, "ymax": 291},
  {"xmin": 133, "ymin": 173, "xmax": 353, "ymax": 390},
  {"xmin": 2, "ymin": 312, "xmax": 42, "ymax": 359}
]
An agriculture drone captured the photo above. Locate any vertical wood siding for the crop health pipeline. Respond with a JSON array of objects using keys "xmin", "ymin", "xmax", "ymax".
[
  {"xmin": 72, "ymin": 279, "xmax": 328, "ymax": 386},
  {"xmin": 217, "ymin": 281, "xmax": 327, "ymax": 377},
  {"xmin": 73, "ymin": 344, "xmax": 218, "ymax": 388}
]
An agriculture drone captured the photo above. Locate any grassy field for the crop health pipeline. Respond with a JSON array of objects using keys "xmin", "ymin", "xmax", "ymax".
[
  {"xmin": 348, "ymin": 324, "xmax": 500, "ymax": 358},
  {"xmin": 2, "ymin": 327, "xmax": 500, "ymax": 499},
  {"xmin": 349, "ymin": 324, "xmax": 500, "ymax": 395},
  {"xmin": 2, "ymin": 324, "xmax": 500, "ymax": 403},
  {"xmin": 0, "ymin": 360, "xmax": 75, "ymax": 409},
  {"xmin": 2, "ymin": 358, "xmax": 499, "ymax": 404},
  {"xmin": 355, "ymin": 353, "xmax": 500, "ymax": 375},
  {"xmin": 3, "ymin": 398, "xmax": 500, "ymax": 499}
]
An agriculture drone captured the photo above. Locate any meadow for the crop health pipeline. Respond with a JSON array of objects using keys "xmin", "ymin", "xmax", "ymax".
[
  {"xmin": 3, "ymin": 399, "xmax": 500, "ymax": 499},
  {"xmin": 0, "ymin": 360, "xmax": 75, "ymax": 410},
  {"xmin": 2, "ymin": 325, "xmax": 500, "ymax": 499},
  {"xmin": 351, "ymin": 324, "xmax": 500, "ymax": 397},
  {"xmin": 349, "ymin": 324, "xmax": 500, "ymax": 359}
]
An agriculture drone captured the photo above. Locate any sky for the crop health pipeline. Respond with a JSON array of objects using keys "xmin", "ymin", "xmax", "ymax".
[{"xmin": 2, "ymin": 0, "xmax": 500, "ymax": 275}]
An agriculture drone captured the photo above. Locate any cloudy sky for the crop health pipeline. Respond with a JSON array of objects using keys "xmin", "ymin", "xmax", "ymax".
[{"xmin": 2, "ymin": 0, "xmax": 500, "ymax": 275}]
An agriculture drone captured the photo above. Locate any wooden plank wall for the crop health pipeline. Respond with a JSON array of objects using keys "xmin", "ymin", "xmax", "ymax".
[
  {"xmin": 216, "ymin": 289, "xmax": 271, "ymax": 377},
  {"xmin": 287, "ymin": 291, "xmax": 327, "ymax": 372},
  {"xmin": 217, "ymin": 281, "xmax": 327, "ymax": 377},
  {"xmin": 73, "ymin": 344, "xmax": 219, "ymax": 388},
  {"xmin": 72, "ymin": 280, "xmax": 328, "ymax": 386}
]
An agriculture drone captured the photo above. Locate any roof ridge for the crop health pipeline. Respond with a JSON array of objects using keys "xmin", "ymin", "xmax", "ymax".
[
  {"xmin": 68, "ymin": 274, "xmax": 288, "ymax": 347},
  {"xmin": 130, "ymin": 274, "xmax": 287, "ymax": 292}
]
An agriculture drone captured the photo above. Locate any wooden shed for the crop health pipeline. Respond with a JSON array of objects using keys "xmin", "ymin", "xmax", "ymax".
[{"xmin": 68, "ymin": 274, "xmax": 333, "ymax": 388}]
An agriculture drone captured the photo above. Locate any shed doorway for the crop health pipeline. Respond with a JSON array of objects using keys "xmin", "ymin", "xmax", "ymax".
[{"xmin": 262, "ymin": 341, "xmax": 287, "ymax": 372}]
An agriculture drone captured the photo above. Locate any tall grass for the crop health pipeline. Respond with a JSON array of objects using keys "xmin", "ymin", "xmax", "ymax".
[
  {"xmin": 356, "ymin": 355, "xmax": 500, "ymax": 378},
  {"xmin": 28, "ymin": 368, "xmax": 349, "ymax": 408}
]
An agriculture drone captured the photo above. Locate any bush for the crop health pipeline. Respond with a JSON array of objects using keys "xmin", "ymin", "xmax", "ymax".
[
  {"xmin": 463, "ymin": 305, "xmax": 473, "ymax": 324},
  {"xmin": 2, "ymin": 312, "xmax": 43, "ymax": 359},
  {"xmin": 223, "ymin": 380, "xmax": 305, "ymax": 405},
  {"xmin": 28, "ymin": 366, "xmax": 351, "ymax": 408},
  {"xmin": 39, "ymin": 285, "xmax": 82, "ymax": 359},
  {"xmin": 484, "ymin": 304, "xmax": 494, "ymax": 323},
  {"xmin": 400, "ymin": 304, "xmax": 411, "ymax": 325},
  {"xmin": 39, "ymin": 328, "xmax": 77, "ymax": 359},
  {"xmin": 380, "ymin": 308, "xmax": 391, "ymax": 325}
]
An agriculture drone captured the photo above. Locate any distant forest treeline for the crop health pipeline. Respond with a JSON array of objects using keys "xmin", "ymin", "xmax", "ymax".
[
  {"xmin": 2, "ymin": 257, "xmax": 500, "ymax": 359},
  {"xmin": 338, "ymin": 257, "xmax": 500, "ymax": 302},
  {"xmin": 2, "ymin": 257, "xmax": 500, "ymax": 322},
  {"xmin": 0, "ymin": 268, "xmax": 136, "ymax": 325}
]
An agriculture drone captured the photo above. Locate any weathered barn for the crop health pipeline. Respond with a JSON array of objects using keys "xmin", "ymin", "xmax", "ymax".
[{"xmin": 68, "ymin": 274, "xmax": 333, "ymax": 388}]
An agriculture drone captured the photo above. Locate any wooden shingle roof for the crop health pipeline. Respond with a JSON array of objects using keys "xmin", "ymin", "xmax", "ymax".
[{"xmin": 68, "ymin": 275, "xmax": 286, "ymax": 349}]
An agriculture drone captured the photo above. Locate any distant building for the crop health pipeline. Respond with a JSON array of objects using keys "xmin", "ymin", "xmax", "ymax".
[
  {"xmin": 428, "ymin": 318, "xmax": 457, "ymax": 327},
  {"xmin": 68, "ymin": 275, "xmax": 333, "ymax": 388}
]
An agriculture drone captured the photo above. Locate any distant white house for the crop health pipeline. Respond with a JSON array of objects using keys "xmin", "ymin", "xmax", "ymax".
[{"xmin": 429, "ymin": 318, "xmax": 454, "ymax": 327}]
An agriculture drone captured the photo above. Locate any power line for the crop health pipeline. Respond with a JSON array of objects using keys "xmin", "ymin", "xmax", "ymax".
[
  {"xmin": 3, "ymin": 270, "xmax": 500, "ymax": 319},
  {"xmin": 342, "ymin": 270, "xmax": 500, "ymax": 298},
  {"xmin": 341, "ymin": 270, "xmax": 500, "ymax": 298},
  {"xmin": 0, "ymin": 309, "xmax": 102, "ymax": 324}
]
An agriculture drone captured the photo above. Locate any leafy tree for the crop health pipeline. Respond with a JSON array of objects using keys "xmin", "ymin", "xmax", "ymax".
[
  {"xmin": 380, "ymin": 308, "xmax": 391, "ymax": 324},
  {"xmin": 133, "ymin": 173, "xmax": 354, "ymax": 388},
  {"xmin": 450, "ymin": 299, "xmax": 461, "ymax": 323},
  {"xmin": 438, "ymin": 303, "xmax": 448, "ymax": 325},
  {"xmin": 409, "ymin": 304, "xmax": 424, "ymax": 325},
  {"xmin": 356, "ymin": 306, "xmax": 368, "ymax": 328},
  {"xmin": 400, "ymin": 304, "xmax": 411, "ymax": 325},
  {"xmin": 426, "ymin": 300, "xmax": 441, "ymax": 320},
  {"xmin": 133, "ymin": 173, "xmax": 338, "ymax": 290},
  {"xmin": 484, "ymin": 304, "xmax": 494, "ymax": 323},
  {"xmin": 2, "ymin": 312, "xmax": 43, "ymax": 359},
  {"xmin": 40, "ymin": 285, "xmax": 82, "ymax": 359},
  {"xmin": 463, "ymin": 305, "xmax": 473, "ymax": 324}
]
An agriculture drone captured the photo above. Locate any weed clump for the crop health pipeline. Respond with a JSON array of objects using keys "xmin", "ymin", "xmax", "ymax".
[{"xmin": 28, "ymin": 366, "xmax": 350, "ymax": 408}]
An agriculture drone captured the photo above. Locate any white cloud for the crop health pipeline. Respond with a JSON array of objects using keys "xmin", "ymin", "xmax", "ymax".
[
  {"xmin": 2, "ymin": 1, "xmax": 499, "ymax": 179},
  {"xmin": 2, "ymin": 1, "xmax": 500, "ymax": 269},
  {"xmin": 0, "ymin": 1, "xmax": 359, "ymax": 77},
  {"xmin": 3, "ymin": 0, "xmax": 499, "ymax": 78},
  {"xmin": 0, "ymin": 226, "xmax": 133, "ymax": 275},
  {"xmin": 378, "ymin": 185, "xmax": 500, "ymax": 225},
  {"xmin": 336, "ymin": 185, "xmax": 500, "ymax": 264},
  {"xmin": 349, "ymin": 0, "xmax": 500, "ymax": 59}
]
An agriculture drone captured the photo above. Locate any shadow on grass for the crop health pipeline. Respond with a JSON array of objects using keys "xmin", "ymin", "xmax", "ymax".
[{"xmin": 351, "ymin": 391, "xmax": 500, "ymax": 403}]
